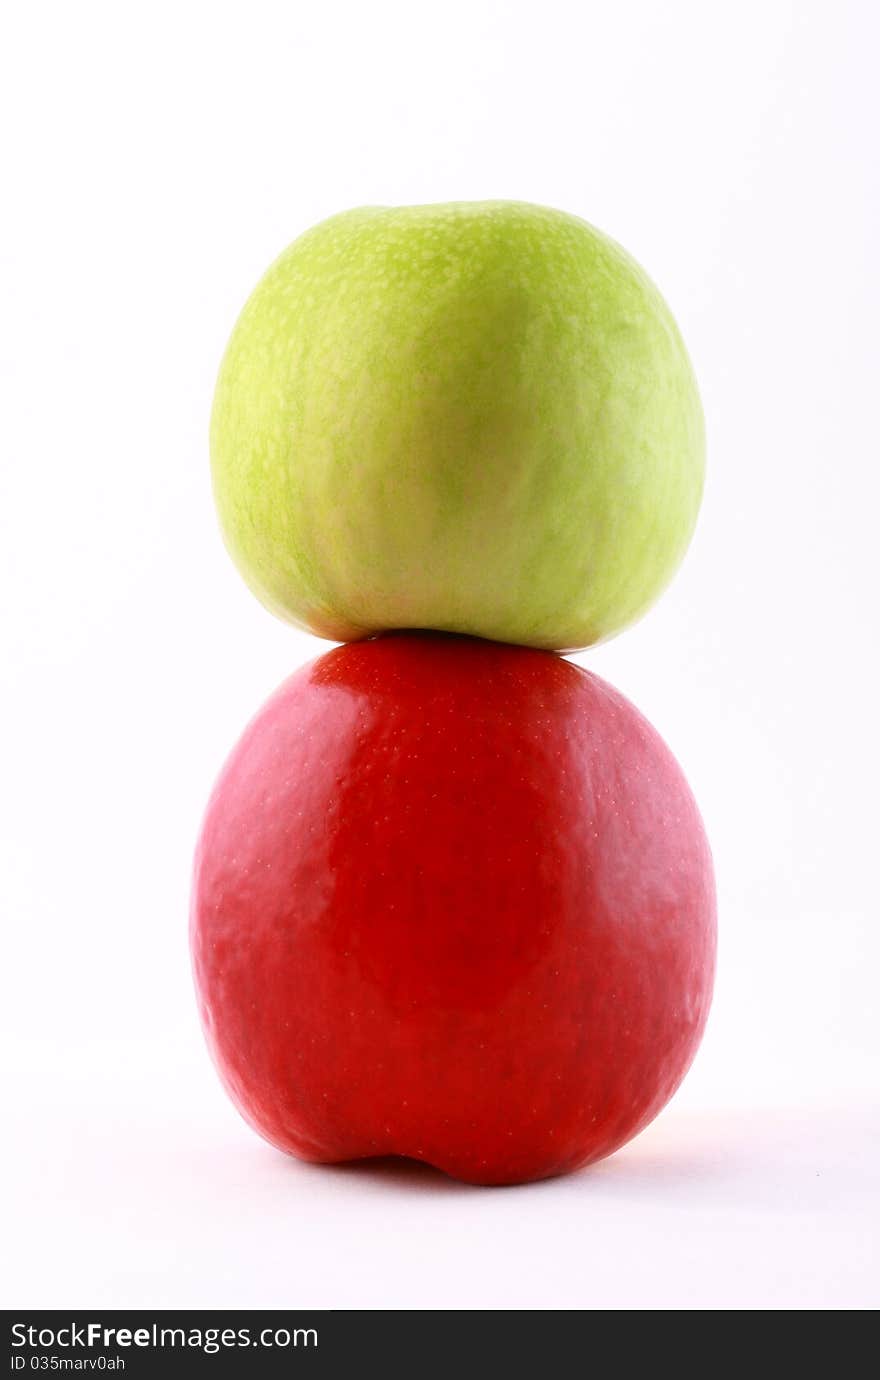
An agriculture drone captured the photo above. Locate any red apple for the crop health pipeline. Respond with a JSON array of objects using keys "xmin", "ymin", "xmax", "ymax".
[{"xmin": 191, "ymin": 633, "xmax": 715, "ymax": 1185}]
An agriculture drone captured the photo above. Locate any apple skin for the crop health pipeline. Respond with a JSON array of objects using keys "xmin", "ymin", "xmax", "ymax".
[
  {"xmin": 191, "ymin": 633, "xmax": 715, "ymax": 1186},
  {"xmin": 210, "ymin": 201, "xmax": 704, "ymax": 652}
]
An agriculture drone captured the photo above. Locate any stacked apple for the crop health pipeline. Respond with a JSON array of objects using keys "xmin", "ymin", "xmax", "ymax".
[{"xmin": 191, "ymin": 202, "xmax": 716, "ymax": 1186}]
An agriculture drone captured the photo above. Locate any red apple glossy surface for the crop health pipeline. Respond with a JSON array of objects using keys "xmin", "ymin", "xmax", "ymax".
[{"xmin": 191, "ymin": 633, "xmax": 715, "ymax": 1185}]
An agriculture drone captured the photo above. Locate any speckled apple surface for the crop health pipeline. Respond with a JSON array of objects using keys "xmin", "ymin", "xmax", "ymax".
[
  {"xmin": 191, "ymin": 633, "xmax": 715, "ymax": 1186},
  {"xmin": 210, "ymin": 201, "xmax": 705, "ymax": 651}
]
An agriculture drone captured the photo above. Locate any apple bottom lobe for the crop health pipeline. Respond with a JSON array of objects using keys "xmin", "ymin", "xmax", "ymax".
[
  {"xmin": 201, "ymin": 922, "xmax": 712, "ymax": 1187},
  {"xmin": 238, "ymin": 1042, "xmax": 709, "ymax": 1189}
]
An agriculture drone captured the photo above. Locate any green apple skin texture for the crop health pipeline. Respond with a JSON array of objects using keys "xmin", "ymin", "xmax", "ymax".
[{"xmin": 210, "ymin": 202, "xmax": 705, "ymax": 651}]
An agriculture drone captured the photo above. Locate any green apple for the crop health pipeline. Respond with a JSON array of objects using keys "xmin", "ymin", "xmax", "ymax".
[{"xmin": 210, "ymin": 201, "xmax": 704, "ymax": 650}]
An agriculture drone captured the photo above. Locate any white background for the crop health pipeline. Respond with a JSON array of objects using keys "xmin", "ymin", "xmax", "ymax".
[{"xmin": 2, "ymin": 0, "xmax": 878, "ymax": 1310}]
